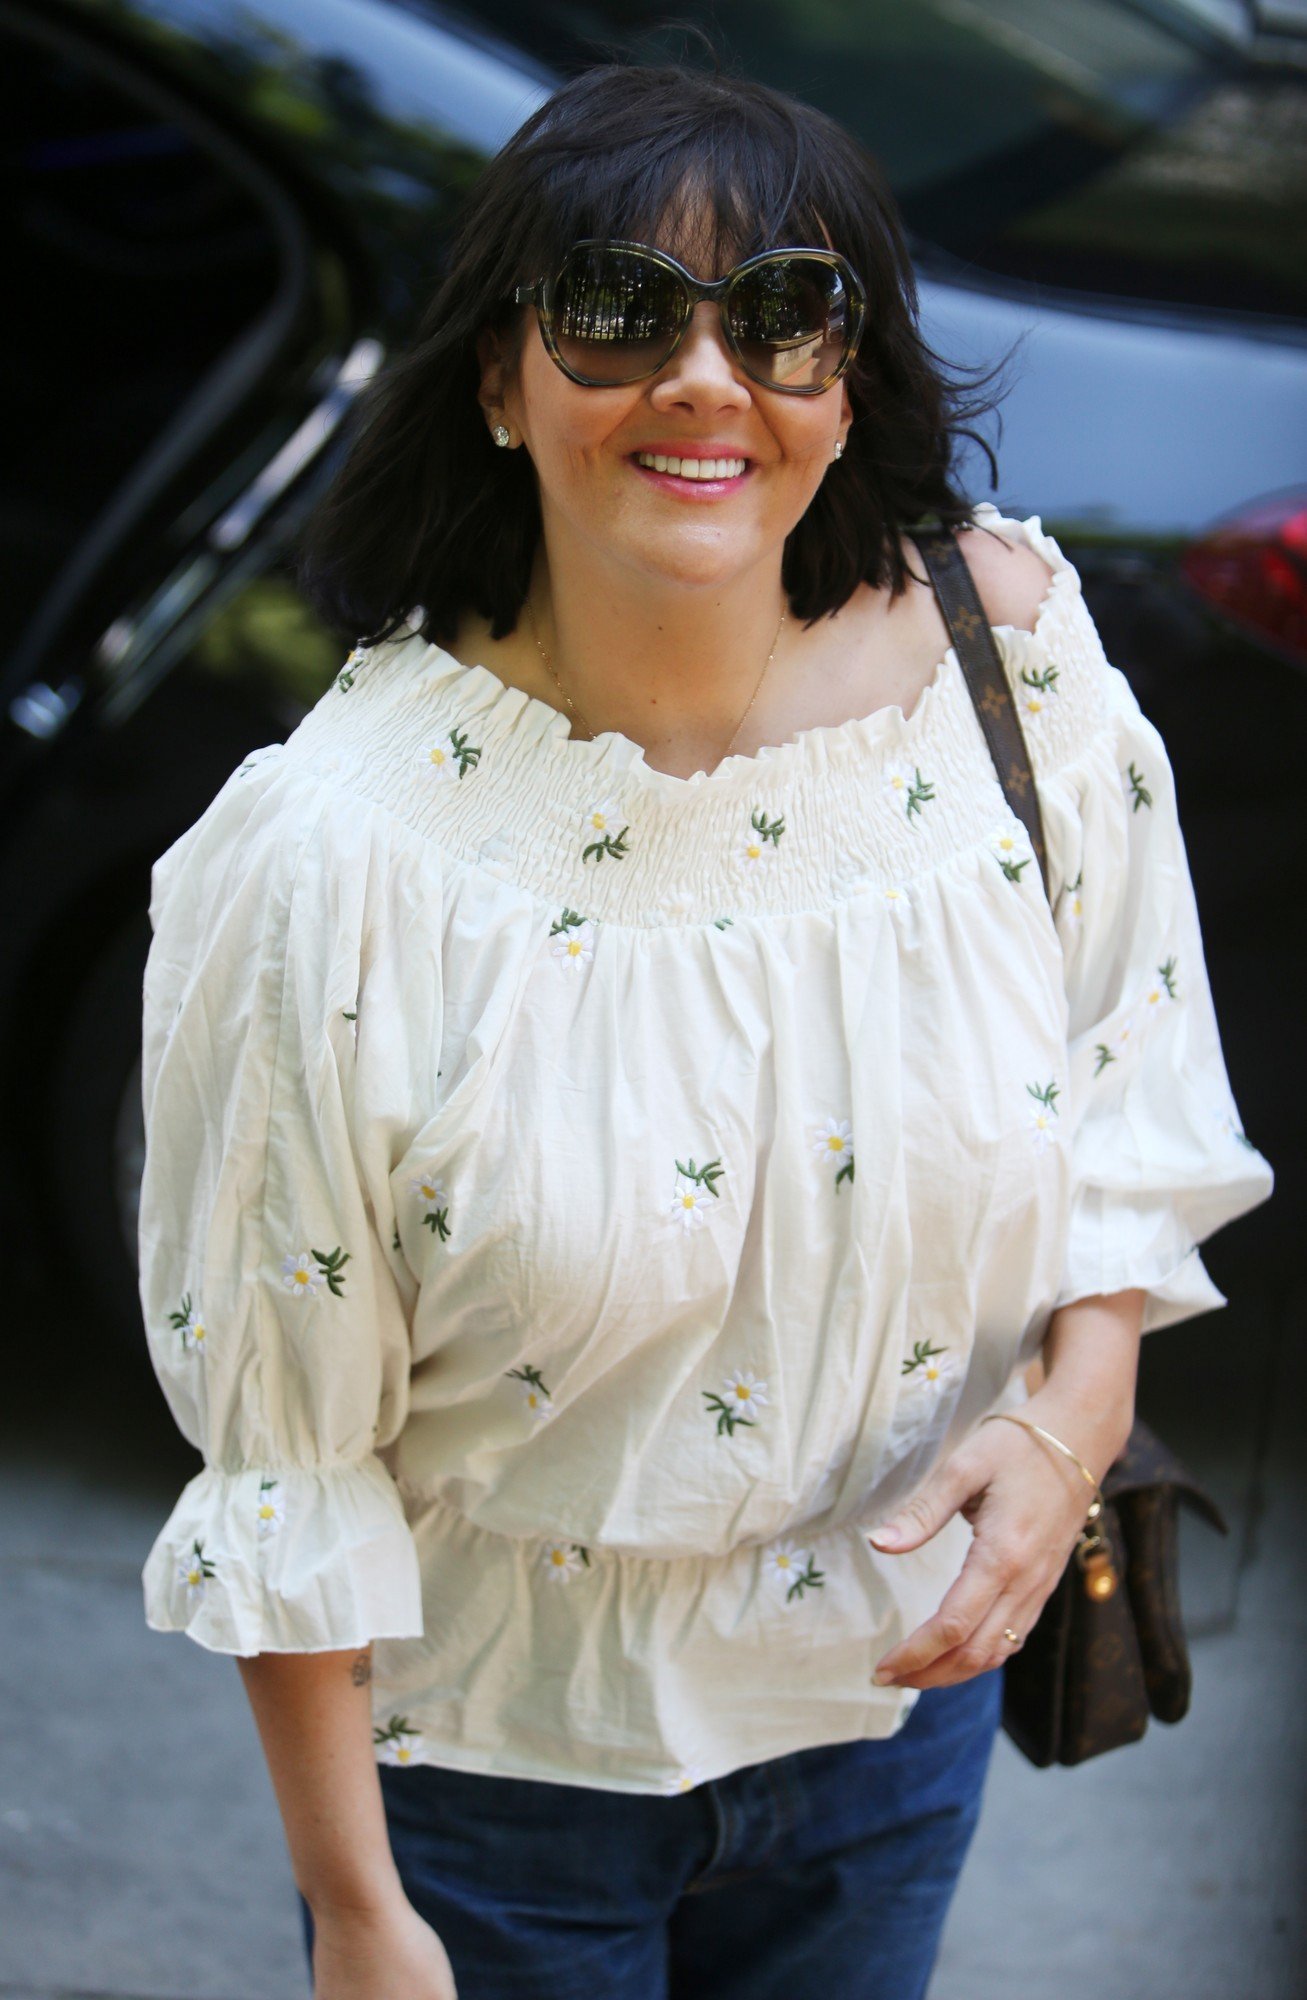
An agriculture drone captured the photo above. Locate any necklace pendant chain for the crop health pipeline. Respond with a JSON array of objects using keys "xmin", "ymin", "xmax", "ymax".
[{"xmin": 526, "ymin": 592, "xmax": 787, "ymax": 765}]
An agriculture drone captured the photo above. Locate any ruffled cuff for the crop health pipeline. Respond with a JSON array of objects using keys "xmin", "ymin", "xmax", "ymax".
[
  {"xmin": 142, "ymin": 1454, "xmax": 424, "ymax": 1655},
  {"xmin": 1054, "ymin": 1189, "xmax": 1237, "ymax": 1335}
]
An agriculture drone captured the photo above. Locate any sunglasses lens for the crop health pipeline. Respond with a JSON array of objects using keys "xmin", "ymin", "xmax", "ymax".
[
  {"xmin": 549, "ymin": 246, "xmax": 684, "ymax": 383},
  {"xmin": 728, "ymin": 258, "xmax": 854, "ymax": 390}
]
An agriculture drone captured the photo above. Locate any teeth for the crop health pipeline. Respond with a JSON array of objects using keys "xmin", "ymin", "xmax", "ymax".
[{"xmin": 636, "ymin": 453, "xmax": 747, "ymax": 480}]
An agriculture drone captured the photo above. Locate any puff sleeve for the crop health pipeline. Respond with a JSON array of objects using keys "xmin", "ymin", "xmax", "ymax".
[
  {"xmin": 1038, "ymin": 644, "xmax": 1274, "ymax": 1335},
  {"xmin": 138, "ymin": 748, "xmax": 435, "ymax": 1653}
]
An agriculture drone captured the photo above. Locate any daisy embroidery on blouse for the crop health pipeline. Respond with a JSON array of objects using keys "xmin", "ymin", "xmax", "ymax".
[
  {"xmin": 280, "ymin": 1245, "xmax": 351, "ymax": 1298},
  {"xmin": 989, "ymin": 824, "xmax": 1032, "ymax": 884},
  {"xmin": 1060, "ymin": 869, "xmax": 1085, "ymax": 927},
  {"xmin": 735, "ymin": 808, "xmax": 785, "ymax": 870},
  {"xmin": 703, "ymin": 1370, "xmax": 768, "ymax": 1436},
  {"xmin": 670, "ymin": 1155, "xmax": 725, "ymax": 1231},
  {"xmin": 421, "ymin": 725, "xmax": 481, "ymax": 782},
  {"xmin": 374, "ymin": 1716, "xmax": 424, "ymax": 1766},
  {"xmin": 1017, "ymin": 663, "xmax": 1060, "ymax": 717},
  {"xmin": 410, "ymin": 1169, "xmax": 451, "ymax": 1241},
  {"xmin": 883, "ymin": 884, "xmax": 909, "ymax": 916},
  {"xmin": 507, "ymin": 1364, "xmax": 554, "ymax": 1422},
  {"xmin": 177, "ymin": 1539, "xmax": 215, "ymax": 1601},
  {"xmin": 540, "ymin": 1542, "xmax": 591, "ymax": 1583},
  {"xmin": 1143, "ymin": 956, "xmax": 1179, "ymax": 1012},
  {"xmin": 1027, "ymin": 1079, "xmax": 1061, "ymax": 1151},
  {"xmin": 662, "ymin": 1766, "xmax": 706, "ymax": 1795},
  {"xmin": 1123, "ymin": 761, "xmax": 1153, "ymax": 812},
  {"xmin": 883, "ymin": 761, "xmax": 937, "ymax": 822},
  {"xmin": 767, "ymin": 1543, "xmax": 826, "ymax": 1605},
  {"xmin": 811, "ymin": 1117, "xmax": 855, "ymax": 1190},
  {"xmin": 581, "ymin": 797, "xmax": 630, "ymax": 863},
  {"xmin": 549, "ymin": 909, "xmax": 596, "ymax": 971},
  {"xmin": 1093, "ymin": 1012, "xmax": 1137, "ymax": 1074},
  {"xmin": 255, "ymin": 1477, "xmax": 285, "ymax": 1541},
  {"xmin": 901, "ymin": 1338, "xmax": 957, "ymax": 1392},
  {"xmin": 334, "ymin": 645, "xmax": 368, "ymax": 694},
  {"xmin": 169, "ymin": 1290, "xmax": 207, "ymax": 1357}
]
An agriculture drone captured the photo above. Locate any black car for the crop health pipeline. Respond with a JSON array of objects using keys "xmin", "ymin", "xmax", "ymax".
[{"xmin": 2, "ymin": 0, "xmax": 1302, "ymax": 1521}]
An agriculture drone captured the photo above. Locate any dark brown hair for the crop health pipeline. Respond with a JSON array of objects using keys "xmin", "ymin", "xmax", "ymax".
[{"xmin": 292, "ymin": 50, "xmax": 1017, "ymax": 649}]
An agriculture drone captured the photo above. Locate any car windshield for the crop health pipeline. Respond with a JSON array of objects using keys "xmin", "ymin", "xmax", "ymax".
[{"xmin": 448, "ymin": 0, "xmax": 1306, "ymax": 322}]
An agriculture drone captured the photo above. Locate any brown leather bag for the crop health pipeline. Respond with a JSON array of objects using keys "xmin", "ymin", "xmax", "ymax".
[{"xmin": 905, "ymin": 523, "xmax": 1231, "ymax": 1766}]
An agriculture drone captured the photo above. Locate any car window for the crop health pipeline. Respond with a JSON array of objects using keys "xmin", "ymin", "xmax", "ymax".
[
  {"xmin": 451, "ymin": 0, "xmax": 1307, "ymax": 323},
  {"xmin": 0, "ymin": 23, "xmax": 282, "ymax": 650}
]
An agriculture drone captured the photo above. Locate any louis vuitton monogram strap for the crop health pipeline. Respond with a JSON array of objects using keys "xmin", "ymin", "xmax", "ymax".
[{"xmin": 906, "ymin": 526, "xmax": 1051, "ymax": 903}]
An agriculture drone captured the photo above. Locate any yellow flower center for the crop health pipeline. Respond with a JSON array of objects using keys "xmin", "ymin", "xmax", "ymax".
[
  {"xmin": 567, "ymin": 939, "xmax": 582, "ymax": 956},
  {"xmin": 924, "ymin": 1362, "xmax": 941, "ymax": 1381},
  {"xmin": 551, "ymin": 1549, "xmax": 567, "ymax": 1566},
  {"xmin": 681, "ymin": 1192, "xmax": 696, "ymax": 1209},
  {"xmin": 590, "ymin": 811, "xmax": 607, "ymax": 829},
  {"xmin": 293, "ymin": 1269, "xmax": 309, "ymax": 1287},
  {"xmin": 258, "ymin": 1504, "xmax": 275, "ymax": 1520},
  {"xmin": 888, "ymin": 772, "xmax": 905, "ymax": 791},
  {"xmin": 193, "ymin": 1323, "xmax": 206, "ymax": 1342},
  {"xmin": 396, "ymin": 1746, "xmax": 413, "ymax": 1763},
  {"xmin": 421, "ymin": 1182, "xmax": 435, "ymax": 1199},
  {"xmin": 746, "ymin": 842, "xmax": 761, "ymax": 860},
  {"xmin": 776, "ymin": 1553, "xmax": 791, "ymax": 1570},
  {"xmin": 185, "ymin": 1568, "xmax": 201, "ymax": 1586},
  {"xmin": 428, "ymin": 746, "xmax": 447, "ymax": 766},
  {"xmin": 734, "ymin": 1383, "xmax": 751, "ymax": 1401},
  {"xmin": 826, "ymin": 1134, "xmax": 845, "ymax": 1153}
]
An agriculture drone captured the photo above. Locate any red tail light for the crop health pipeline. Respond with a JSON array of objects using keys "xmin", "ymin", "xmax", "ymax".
[{"xmin": 1180, "ymin": 491, "xmax": 1307, "ymax": 669}]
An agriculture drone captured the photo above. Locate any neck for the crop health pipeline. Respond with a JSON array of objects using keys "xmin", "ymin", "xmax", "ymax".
[{"xmin": 527, "ymin": 531, "xmax": 789, "ymax": 759}]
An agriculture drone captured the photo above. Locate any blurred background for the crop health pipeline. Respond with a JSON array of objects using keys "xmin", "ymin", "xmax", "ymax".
[{"xmin": 1, "ymin": 2, "xmax": 1303, "ymax": 1995}]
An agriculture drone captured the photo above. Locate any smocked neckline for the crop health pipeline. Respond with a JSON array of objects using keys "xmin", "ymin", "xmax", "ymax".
[{"xmin": 407, "ymin": 509, "xmax": 1073, "ymax": 796}]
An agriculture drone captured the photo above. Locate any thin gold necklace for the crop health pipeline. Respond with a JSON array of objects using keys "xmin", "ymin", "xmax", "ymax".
[{"xmin": 525, "ymin": 591, "xmax": 787, "ymax": 763}]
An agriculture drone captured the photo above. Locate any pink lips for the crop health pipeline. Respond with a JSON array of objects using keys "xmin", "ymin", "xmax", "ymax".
[{"xmin": 629, "ymin": 454, "xmax": 753, "ymax": 499}]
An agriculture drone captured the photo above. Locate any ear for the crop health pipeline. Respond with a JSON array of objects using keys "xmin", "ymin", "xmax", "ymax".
[{"xmin": 475, "ymin": 322, "xmax": 512, "ymax": 422}]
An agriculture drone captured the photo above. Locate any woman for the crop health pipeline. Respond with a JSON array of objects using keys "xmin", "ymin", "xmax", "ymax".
[{"xmin": 137, "ymin": 56, "xmax": 1272, "ymax": 2000}]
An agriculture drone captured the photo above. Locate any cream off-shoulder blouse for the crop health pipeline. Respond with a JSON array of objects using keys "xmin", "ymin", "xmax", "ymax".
[{"xmin": 139, "ymin": 503, "xmax": 1272, "ymax": 1794}]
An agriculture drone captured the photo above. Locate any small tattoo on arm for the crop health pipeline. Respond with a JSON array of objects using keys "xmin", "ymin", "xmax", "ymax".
[{"xmin": 350, "ymin": 1650, "xmax": 372, "ymax": 1687}]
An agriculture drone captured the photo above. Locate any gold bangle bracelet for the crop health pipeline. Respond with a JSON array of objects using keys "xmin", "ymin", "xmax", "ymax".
[{"xmin": 979, "ymin": 1412, "xmax": 1120, "ymax": 1601}]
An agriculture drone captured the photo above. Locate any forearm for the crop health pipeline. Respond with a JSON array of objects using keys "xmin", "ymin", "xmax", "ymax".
[
  {"xmin": 236, "ymin": 1645, "xmax": 403, "ymax": 1918},
  {"xmin": 1021, "ymin": 1288, "xmax": 1145, "ymax": 1480}
]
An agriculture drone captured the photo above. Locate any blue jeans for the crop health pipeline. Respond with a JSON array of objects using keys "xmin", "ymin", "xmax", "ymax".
[{"xmin": 301, "ymin": 1668, "xmax": 1003, "ymax": 1999}]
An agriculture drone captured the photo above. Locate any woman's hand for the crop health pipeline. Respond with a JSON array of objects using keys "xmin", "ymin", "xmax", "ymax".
[
  {"xmin": 866, "ymin": 1389, "xmax": 1129, "ymax": 1691},
  {"xmin": 312, "ymin": 1888, "xmax": 458, "ymax": 1999}
]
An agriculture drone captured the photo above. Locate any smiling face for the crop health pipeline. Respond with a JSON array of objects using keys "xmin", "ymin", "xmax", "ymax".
[{"xmin": 476, "ymin": 200, "xmax": 854, "ymax": 603}]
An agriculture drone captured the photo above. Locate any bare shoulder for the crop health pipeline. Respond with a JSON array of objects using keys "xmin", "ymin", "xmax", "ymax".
[{"xmin": 955, "ymin": 523, "xmax": 1056, "ymax": 633}]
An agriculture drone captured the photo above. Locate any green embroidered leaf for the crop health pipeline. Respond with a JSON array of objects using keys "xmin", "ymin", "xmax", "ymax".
[
  {"xmin": 373, "ymin": 1714, "xmax": 417, "ymax": 1746},
  {"xmin": 573, "ymin": 1545, "xmax": 591, "ymax": 1567},
  {"xmin": 507, "ymin": 1363, "xmax": 551, "ymax": 1397},
  {"xmin": 311, "ymin": 1245, "xmax": 352, "ymax": 1297},
  {"xmin": 447, "ymin": 724, "xmax": 482, "ymax": 777},
  {"xmin": 422, "ymin": 1208, "xmax": 451, "ymax": 1241},
  {"xmin": 1026, "ymin": 1079, "xmax": 1060, "ymax": 1114},
  {"xmin": 786, "ymin": 1555, "xmax": 826, "ymax": 1603},
  {"xmin": 834, "ymin": 1157, "xmax": 854, "ymax": 1191},
  {"xmin": 582, "ymin": 825, "xmax": 630, "ymax": 863},
  {"xmin": 1020, "ymin": 664, "xmax": 1060, "ymax": 695},
  {"xmin": 1093, "ymin": 1043, "xmax": 1117, "ymax": 1076},
  {"xmin": 905, "ymin": 768, "xmax": 936, "ymax": 821},
  {"xmin": 902, "ymin": 1338, "xmax": 948, "ymax": 1377},
  {"xmin": 751, "ymin": 808, "xmax": 786, "ymax": 847},
  {"xmin": 341, "ymin": 1009, "xmax": 357, "ymax": 1021},
  {"xmin": 549, "ymin": 906, "xmax": 588, "ymax": 937},
  {"xmin": 1158, "ymin": 955, "xmax": 1178, "ymax": 999},
  {"xmin": 168, "ymin": 1290, "xmax": 194, "ymax": 1333},
  {"xmin": 675, "ymin": 1156, "xmax": 725, "ymax": 1198},
  {"xmin": 997, "ymin": 854, "xmax": 1030, "ymax": 883},
  {"xmin": 702, "ymin": 1391, "xmax": 756, "ymax": 1438},
  {"xmin": 1125, "ymin": 762, "xmax": 1153, "ymax": 812},
  {"xmin": 712, "ymin": 915, "xmax": 735, "ymax": 930}
]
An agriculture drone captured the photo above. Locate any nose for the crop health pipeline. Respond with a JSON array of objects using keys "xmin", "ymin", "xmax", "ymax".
[{"xmin": 652, "ymin": 300, "xmax": 751, "ymax": 401}]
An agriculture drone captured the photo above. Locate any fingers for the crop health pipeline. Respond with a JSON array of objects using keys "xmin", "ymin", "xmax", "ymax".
[
  {"xmin": 871, "ymin": 1533, "xmax": 1017, "ymax": 1683},
  {"xmin": 878, "ymin": 1575, "xmax": 1054, "ymax": 1692}
]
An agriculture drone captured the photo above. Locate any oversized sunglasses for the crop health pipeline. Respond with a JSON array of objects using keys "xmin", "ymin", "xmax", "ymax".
[{"xmin": 512, "ymin": 239, "xmax": 867, "ymax": 395}]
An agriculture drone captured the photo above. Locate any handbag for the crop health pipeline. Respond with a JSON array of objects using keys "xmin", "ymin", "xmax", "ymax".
[{"xmin": 904, "ymin": 522, "xmax": 1231, "ymax": 1767}]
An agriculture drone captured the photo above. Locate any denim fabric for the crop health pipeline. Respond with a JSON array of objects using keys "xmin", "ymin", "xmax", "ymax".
[{"xmin": 300, "ymin": 1667, "xmax": 1003, "ymax": 1999}]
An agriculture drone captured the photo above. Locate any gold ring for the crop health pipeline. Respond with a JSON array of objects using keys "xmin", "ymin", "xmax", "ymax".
[{"xmin": 1002, "ymin": 1627, "xmax": 1022, "ymax": 1646}]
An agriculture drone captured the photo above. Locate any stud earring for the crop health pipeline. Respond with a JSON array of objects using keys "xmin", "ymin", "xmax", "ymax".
[
  {"xmin": 833, "ymin": 438, "xmax": 845, "ymax": 460},
  {"xmin": 493, "ymin": 425, "xmax": 512, "ymax": 448}
]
